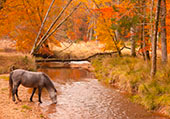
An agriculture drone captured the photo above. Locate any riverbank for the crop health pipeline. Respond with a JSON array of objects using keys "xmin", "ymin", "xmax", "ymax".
[
  {"xmin": 0, "ymin": 74, "xmax": 48, "ymax": 119},
  {"xmin": 91, "ymin": 55, "xmax": 170, "ymax": 117},
  {"xmin": 0, "ymin": 52, "xmax": 36, "ymax": 74},
  {"xmin": 0, "ymin": 41, "xmax": 43, "ymax": 119}
]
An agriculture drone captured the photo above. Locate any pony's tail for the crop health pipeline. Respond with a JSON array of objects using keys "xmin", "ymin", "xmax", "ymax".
[{"xmin": 9, "ymin": 72, "xmax": 13, "ymax": 98}]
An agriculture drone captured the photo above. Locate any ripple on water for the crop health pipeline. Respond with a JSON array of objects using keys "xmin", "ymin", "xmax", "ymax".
[{"xmin": 38, "ymin": 65, "xmax": 169, "ymax": 119}]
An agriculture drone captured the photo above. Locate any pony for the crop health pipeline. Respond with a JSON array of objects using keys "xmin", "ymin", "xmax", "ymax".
[{"xmin": 9, "ymin": 69, "xmax": 57, "ymax": 104}]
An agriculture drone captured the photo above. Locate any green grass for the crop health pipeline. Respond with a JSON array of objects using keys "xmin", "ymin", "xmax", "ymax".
[
  {"xmin": 91, "ymin": 55, "xmax": 170, "ymax": 116},
  {"xmin": 1, "ymin": 87, "xmax": 8, "ymax": 91},
  {"xmin": 21, "ymin": 105, "xmax": 32, "ymax": 110},
  {"xmin": 0, "ymin": 75, "xmax": 9, "ymax": 80},
  {"xmin": 40, "ymin": 114, "xmax": 45, "ymax": 118},
  {"xmin": 13, "ymin": 108, "xmax": 19, "ymax": 110}
]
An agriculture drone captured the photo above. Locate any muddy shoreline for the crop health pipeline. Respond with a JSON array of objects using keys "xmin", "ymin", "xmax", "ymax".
[
  {"xmin": 0, "ymin": 72, "xmax": 169, "ymax": 119},
  {"xmin": 0, "ymin": 61, "xmax": 93, "ymax": 119},
  {"xmin": 0, "ymin": 74, "xmax": 48, "ymax": 119}
]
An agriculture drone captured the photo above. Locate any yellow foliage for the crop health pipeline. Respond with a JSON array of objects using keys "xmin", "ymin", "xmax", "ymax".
[{"xmin": 94, "ymin": 6, "xmax": 123, "ymax": 51}]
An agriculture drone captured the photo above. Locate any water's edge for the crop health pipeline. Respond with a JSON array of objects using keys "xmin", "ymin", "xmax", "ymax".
[{"xmin": 37, "ymin": 62, "xmax": 169, "ymax": 119}]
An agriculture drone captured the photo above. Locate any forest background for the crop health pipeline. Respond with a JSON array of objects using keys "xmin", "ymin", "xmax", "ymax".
[{"xmin": 0, "ymin": 0, "xmax": 170, "ymax": 117}]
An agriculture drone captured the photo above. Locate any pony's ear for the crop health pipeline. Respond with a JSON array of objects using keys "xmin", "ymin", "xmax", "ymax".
[{"xmin": 10, "ymin": 65, "xmax": 16, "ymax": 71}]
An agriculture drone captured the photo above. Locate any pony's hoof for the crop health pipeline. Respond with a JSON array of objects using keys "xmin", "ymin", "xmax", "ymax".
[
  {"xmin": 52, "ymin": 101, "xmax": 57, "ymax": 104},
  {"xmin": 30, "ymin": 99, "xmax": 33, "ymax": 102},
  {"xmin": 18, "ymin": 99, "xmax": 22, "ymax": 102},
  {"xmin": 14, "ymin": 101, "xmax": 18, "ymax": 104},
  {"xmin": 38, "ymin": 102, "xmax": 42, "ymax": 105}
]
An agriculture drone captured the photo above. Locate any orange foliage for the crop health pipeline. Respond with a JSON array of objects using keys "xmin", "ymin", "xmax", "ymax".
[
  {"xmin": 0, "ymin": 0, "xmax": 63, "ymax": 53},
  {"xmin": 94, "ymin": 7, "xmax": 115, "ymax": 50},
  {"xmin": 166, "ymin": 1, "xmax": 170, "ymax": 53},
  {"xmin": 93, "ymin": 1, "xmax": 135, "ymax": 51},
  {"xmin": 94, "ymin": 7, "xmax": 114, "ymax": 18},
  {"xmin": 124, "ymin": 32, "xmax": 136, "ymax": 38},
  {"xmin": 1, "ymin": 0, "xmax": 170, "ymax": 55},
  {"xmin": 65, "ymin": 5, "xmax": 89, "ymax": 41}
]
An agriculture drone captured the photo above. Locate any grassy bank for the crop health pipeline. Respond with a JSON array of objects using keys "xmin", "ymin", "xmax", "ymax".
[
  {"xmin": 50, "ymin": 41, "xmax": 104, "ymax": 60},
  {"xmin": 0, "ymin": 53, "xmax": 36, "ymax": 74},
  {"xmin": 91, "ymin": 55, "xmax": 170, "ymax": 116}
]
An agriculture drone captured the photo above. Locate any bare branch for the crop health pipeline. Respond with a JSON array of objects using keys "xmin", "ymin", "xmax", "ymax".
[
  {"xmin": 30, "ymin": 0, "xmax": 55, "ymax": 55},
  {"xmin": 33, "ymin": 2, "xmax": 82, "ymax": 54},
  {"xmin": 31, "ymin": 0, "xmax": 73, "ymax": 55}
]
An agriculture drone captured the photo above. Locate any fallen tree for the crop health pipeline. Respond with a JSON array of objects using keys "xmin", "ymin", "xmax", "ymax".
[{"xmin": 35, "ymin": 45, "xmax": 129, "ymax": 62}]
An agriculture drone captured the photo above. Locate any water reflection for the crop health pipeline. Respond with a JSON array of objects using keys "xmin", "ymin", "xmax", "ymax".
[
  {"xmin": 38, "ymin": 67, "xmax": 93, "ymax": 84},
  {"xmin": 36, "ymin": 62, "xmax": 169, "ymax": 119}
]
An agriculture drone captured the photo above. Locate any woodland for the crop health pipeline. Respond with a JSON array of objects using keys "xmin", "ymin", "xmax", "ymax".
[
  {"xmin": 0, "ymin": 0, "xmax": 170, "ymax": 117},
  {"xmin": 0, "ymin": 0, "xmax": 170, "ymax": 76}
]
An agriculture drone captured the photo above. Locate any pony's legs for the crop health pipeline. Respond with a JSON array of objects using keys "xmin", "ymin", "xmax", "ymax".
[
  {"xmin": 38, "ymin": 87, "xmax": 42, "ymax": 103},
  {"xmin": 16, "ymin": 88, "xmax": 22, "ymax": 102},
  {"xmin": 12, "ymin": 83, "xmax": 21, "ymax": 102},
  {"xmin": 12, "ymin": 87, "xmax": 16, "ymax": 102},
  {"xmin": 30, "ymin": 88, "xmax": 37, "ymax": 102}
]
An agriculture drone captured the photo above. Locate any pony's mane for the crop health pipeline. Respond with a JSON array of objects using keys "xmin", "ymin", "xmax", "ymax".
[{"xmin": 42, "ymin": 73, "xmax": 56, "ymax": 92}]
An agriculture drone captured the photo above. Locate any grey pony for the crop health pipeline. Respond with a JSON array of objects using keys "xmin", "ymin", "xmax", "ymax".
[{"xmin": 9, "ymin": 69, "xmax": 57, "ymax": 104}]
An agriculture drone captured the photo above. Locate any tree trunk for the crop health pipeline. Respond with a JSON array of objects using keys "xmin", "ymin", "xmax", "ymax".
[
  {"xmin": 31, "ymin": 0, "xmax": 74, "ymax": 55},
  {"xmin": 142, "ymin": 0, "xmax": 150, "ymax": 61},
  {"xmin": 33, "ymin": 3, "xmax": 81, "ymax": 54},
  {"xmin": 151, "ymin": 0, "xmax": 161, "ymax": 77},
  {"xmin": 30, "ymin": 0, "xmax": 55, "ymax": 55},
  {"xmin": 150, "ymin": 0, "xmax": 154, "ymax": 39},
  {"xmin": 150, "ymin": 0, "xmax": 154, "ymax": 61},
  {"xmin": 0, "ymin": 0, "xmax": 2, "ymax": 10},
  {"xmin": 130, "ymin": 27, "xmax": 136, "ymax": 57},
  {"xmin": 140, "ymin": 25, "xmax": 145, "ymax": 60},
  {"xmin": 161, "ymin": 0, "xmax": 167, "ymax": 64},
  {"xmin": 0, "ymin": 0, "xmax": 6, "ymax": 10}
]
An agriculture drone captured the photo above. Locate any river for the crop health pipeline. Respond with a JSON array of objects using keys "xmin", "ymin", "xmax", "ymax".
[{"xmin": 36, "ymin": 62, "xmax": 169, "ymax": 119}]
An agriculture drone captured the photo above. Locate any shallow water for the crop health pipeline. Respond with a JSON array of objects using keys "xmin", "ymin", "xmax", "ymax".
[{"xmin": 37, "ymin": 62, "xmax": 169, "ymax": 119}]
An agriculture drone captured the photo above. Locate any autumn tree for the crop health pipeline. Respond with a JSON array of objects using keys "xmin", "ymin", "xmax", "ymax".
[
  {"xmin": 0, "ymin": 0, "xmax": 65, "ymax": 54},
  {"xmin": 92, "ymin": 0, "xmax": 137, "ymax": 56},
  {"xmin": 94, "ymin": 7, "xmax": 123, "ymax": 55},
  {"xmin": 0, "ymin": 0, "xmax": 85, "ymax": 56},
  {"xmin": 151, "ymin": 0, "xmax": 162, "ymax": 77},
  {"xmin": 65, "ymin": 4, "xmax": 89, "ymax": 41},
  {"xmin": 160, "ymin": 0, "xmax": 167, "ymax": 64}
]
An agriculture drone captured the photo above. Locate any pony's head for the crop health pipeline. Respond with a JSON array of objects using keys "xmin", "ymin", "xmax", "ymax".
[
  {"xmin": 42, "ymin": 73, "xmax": 57, "ymax": 104},
  {"xmin": 50, "ymin": 88, "xmax": 57, "ymax": 104}
]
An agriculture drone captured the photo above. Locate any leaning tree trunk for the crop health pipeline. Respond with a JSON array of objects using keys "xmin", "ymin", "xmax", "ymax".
[
  {"xmin": 33, "ymin": 3, "xmax": 81, "ymax": 54},
  {"xmin": 161, "ymin": 0, "xmax": 167, "ymax": 64},
  {"xmin": 31, "ymin": 0, "xmax": 73, "ymax": 55},
  {"xmin": 30, "ymin": 0, "xmax": 55, "ymax": 55},
  {"xmin": 151, "ymin": 0, "xmax": 161, "ymax": 77}
]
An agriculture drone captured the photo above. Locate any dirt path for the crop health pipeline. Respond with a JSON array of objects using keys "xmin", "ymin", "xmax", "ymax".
[{"xmin": 0, "ymin": 75, "xmax": 47, "ymax": 119}]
